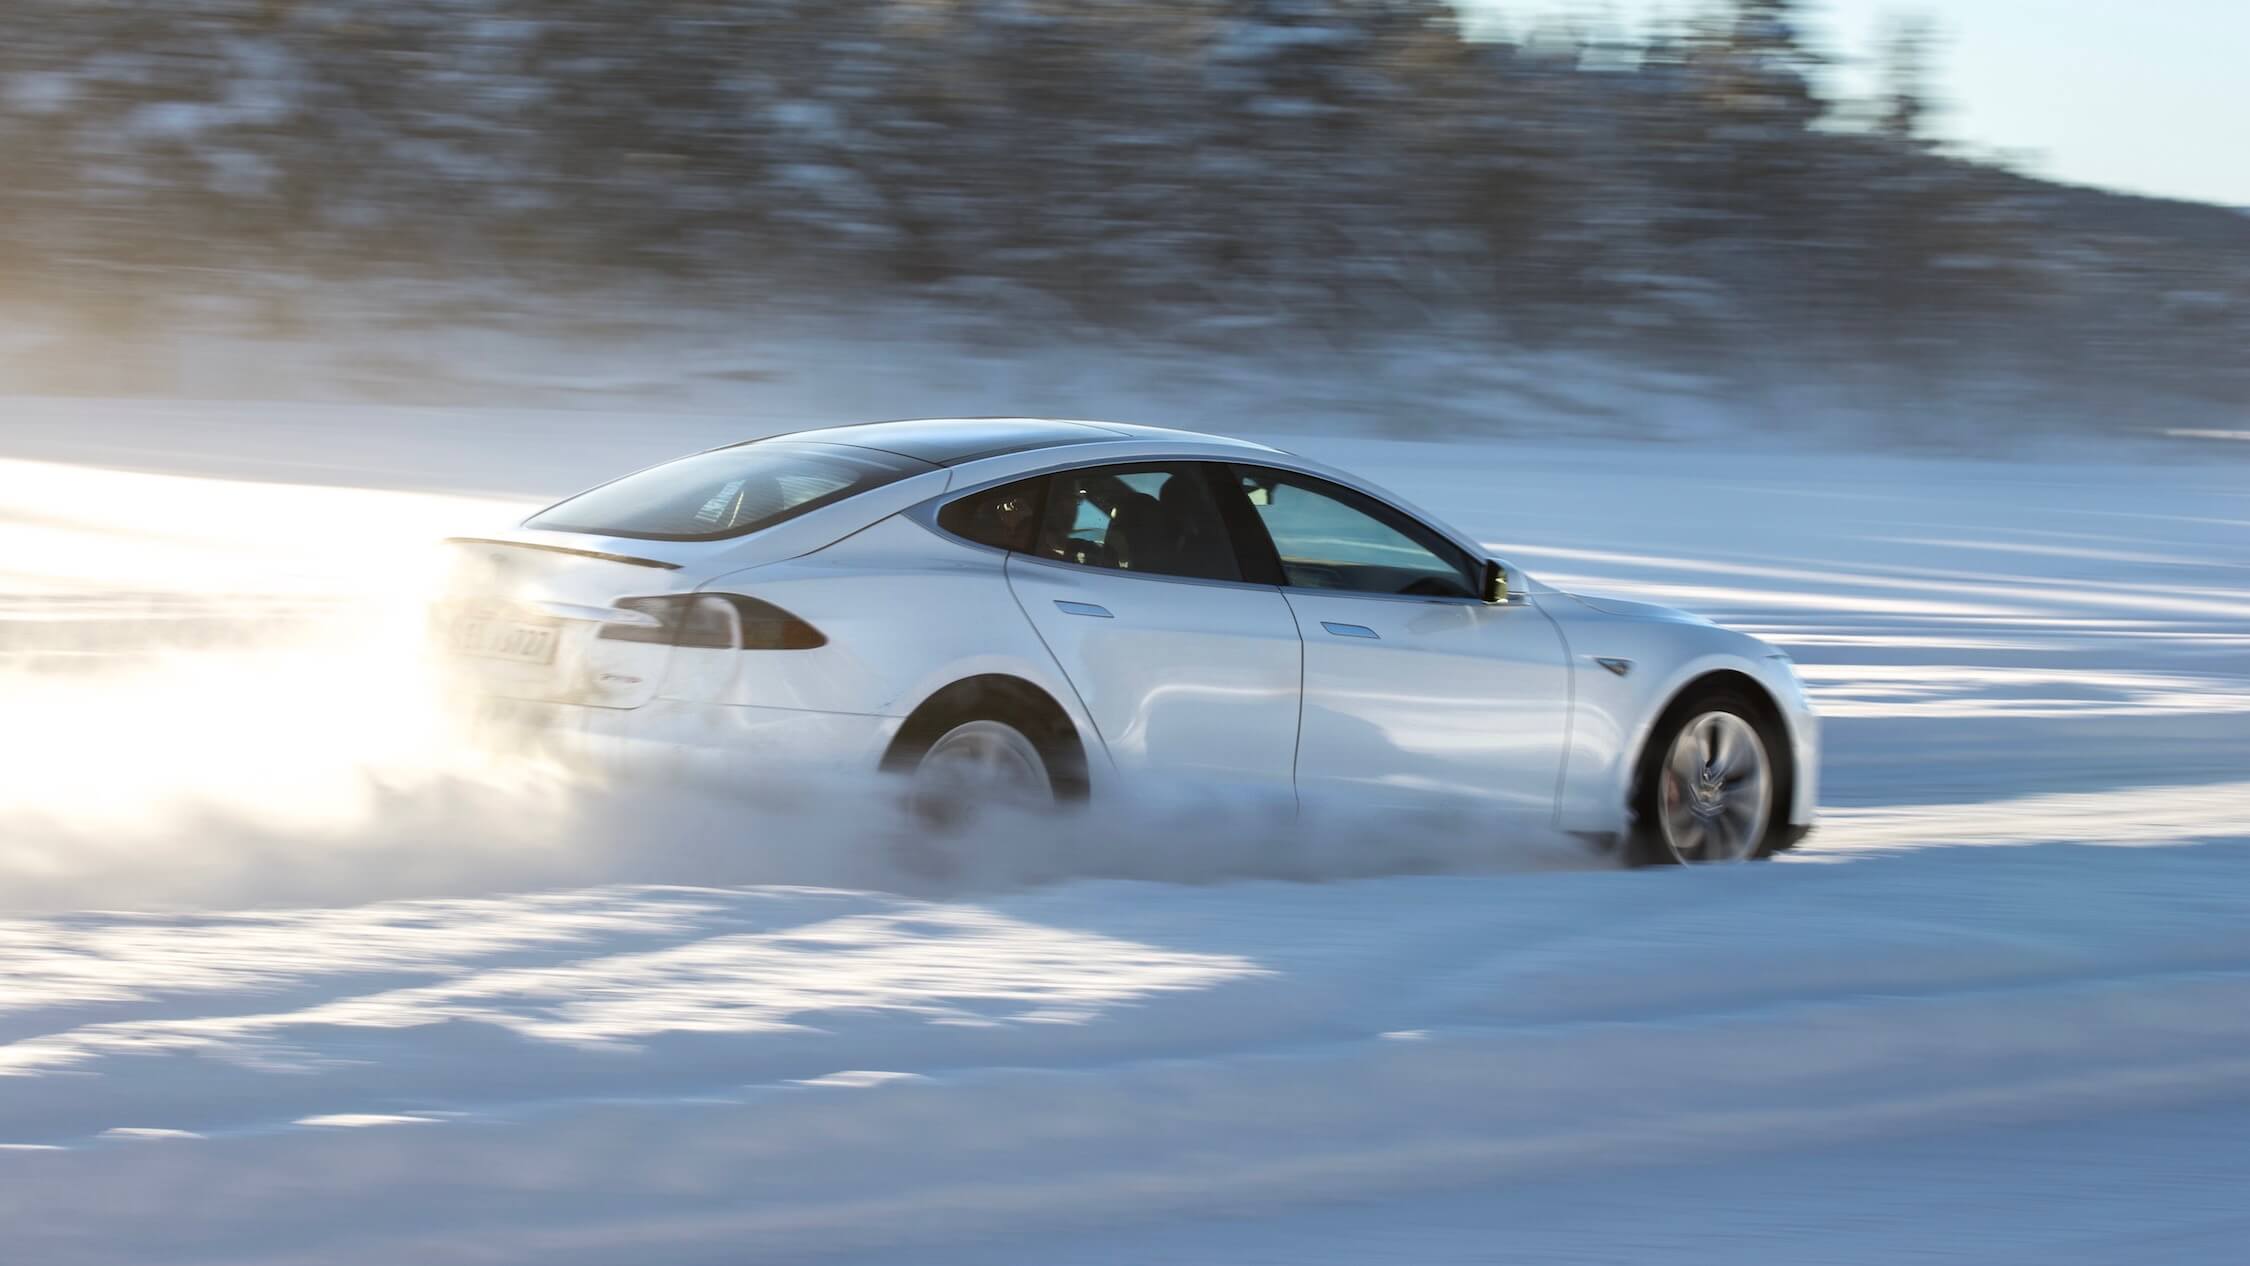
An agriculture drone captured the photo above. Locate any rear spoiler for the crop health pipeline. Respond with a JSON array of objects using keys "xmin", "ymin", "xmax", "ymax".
[
  {"xmin": 441, "ymin": 537, "xmax": 682, "ymax": 571},
  {"xmin": 529, "ymin": 600, "xmax": 665, "ymax": 627}
]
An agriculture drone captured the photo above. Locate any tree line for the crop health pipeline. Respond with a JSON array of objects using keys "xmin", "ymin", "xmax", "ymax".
[{"xmin": 1, "ymin": 0, "xmax": 2242, "ymax": 401}]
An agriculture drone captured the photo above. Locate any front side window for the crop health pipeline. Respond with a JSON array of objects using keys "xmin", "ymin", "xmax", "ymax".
[
  {"xmin": 1033, "ymin": 464, "xmax": 1242, "ymax": 583},
  {"xmin": 1231, "ymin": 466, "xmax": 1477, "ymax": 599},
  {"xmin": 526, "ymin": 442, "xmax": 933, "ymax": 541}
]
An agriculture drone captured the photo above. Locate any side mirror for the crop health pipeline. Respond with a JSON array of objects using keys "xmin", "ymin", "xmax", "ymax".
[{"xmin": 1483, "ymin": 559, "xmax": 1510, "ymax": 605}]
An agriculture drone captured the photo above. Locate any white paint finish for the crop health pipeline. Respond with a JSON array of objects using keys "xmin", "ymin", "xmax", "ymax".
[
  {"xmin": 598, "ymin": 701, "xmax": 899, "ymax": 784},
  {"xmin": 1283, "ymin": 590, "xmax": 1572, "ymax": 826},
  {"xmin": 1004, "ymin": 554, "xmax": 1303, "ymax": 793},
  {"xmin": 698, "ymin": 515, "xmax": 1079, "ymax": 723},
  {"xmin": 935, "ymin": 435, "xmax": 1285, "ymax": 493},
  {"xmin": 1538, "ymin": 601, "xmax": 1822, "ymax": 834},
  {"xmin": 424, "ymin": 420, "xmax": 1820, "ymax": 836}
]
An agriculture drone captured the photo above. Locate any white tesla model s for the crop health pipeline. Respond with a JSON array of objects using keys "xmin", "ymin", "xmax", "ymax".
[{"xmin": 435, "ymin": 418, "xmax": 1817, "ymax": 864}]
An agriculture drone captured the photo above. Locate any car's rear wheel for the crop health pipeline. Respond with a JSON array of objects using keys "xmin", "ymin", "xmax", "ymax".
[
  {"xmin": 1629, "ymin": 689, "xmax": 1781, "ymax": 866},
  {"xmin": 906, "ymin": 718, "xmax": 1057, "ymax": 831}
]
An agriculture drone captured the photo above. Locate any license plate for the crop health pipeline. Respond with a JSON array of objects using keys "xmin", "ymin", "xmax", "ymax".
[{"xmin": 449, "ymin": 616, "xmax": 559, "ymax": 665}]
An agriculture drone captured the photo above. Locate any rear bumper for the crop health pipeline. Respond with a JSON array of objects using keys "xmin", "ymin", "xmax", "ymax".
[{"xmin": 465, "ymin": 695, "xmax": 902, "ymax": 785}]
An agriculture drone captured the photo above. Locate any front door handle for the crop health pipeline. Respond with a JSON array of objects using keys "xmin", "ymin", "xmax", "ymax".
[
  {"xmin": 1321, "ymin": 622, "xmax": 1380, "ymax": 640},
  {"xmin": 1055, "ymin": 601, "xmax": 1114, "ymax": 619}
]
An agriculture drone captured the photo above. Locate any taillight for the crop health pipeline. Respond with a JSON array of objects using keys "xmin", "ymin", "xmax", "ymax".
[
  {"xmin": 727, "ymin": 594, "xmax": 828, "ymax": 650},
  {"xmin": 597, "ymin": 594, "xmax": 825, "ymax": 650}
]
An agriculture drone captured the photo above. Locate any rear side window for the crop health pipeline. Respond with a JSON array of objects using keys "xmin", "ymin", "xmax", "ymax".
[
  {"xmin": 937, "ymin": 477, "xmax": 1047, "ymax": 553},
  {"xmin": 526, "ymin": 442, "xmax": 932, "ymax": 541}
]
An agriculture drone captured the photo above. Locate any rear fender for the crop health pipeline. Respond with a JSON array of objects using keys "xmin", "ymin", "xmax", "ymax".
[{"xmin": 695, "ymin": 516, "xmax": 1110, "ymax": 778}]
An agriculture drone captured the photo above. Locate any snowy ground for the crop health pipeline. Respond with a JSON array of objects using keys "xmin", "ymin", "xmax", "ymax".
[{"xmin": 1, "ymin": 399, "xmax": 2246, "ymax": 1263}]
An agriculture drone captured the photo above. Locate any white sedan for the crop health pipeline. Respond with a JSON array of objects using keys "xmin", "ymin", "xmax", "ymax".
[{"xmin": 435, "ymin": 418, "xmax": 1817, "ymax": 864}]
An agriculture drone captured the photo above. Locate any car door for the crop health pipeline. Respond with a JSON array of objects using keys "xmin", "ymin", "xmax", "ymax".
[
  {"xmin": 998, "ymin": 462, "xmax": 1303, "ymax": 798},
  {"xmin": 1222, "ymin": 464, "xmax": 1573, "ymax": 829}
]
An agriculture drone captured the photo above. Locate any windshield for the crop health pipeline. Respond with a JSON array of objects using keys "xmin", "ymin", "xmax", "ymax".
[{"xmin": 525, "ymin": 442, "xmax": 933, "ymax": 541}]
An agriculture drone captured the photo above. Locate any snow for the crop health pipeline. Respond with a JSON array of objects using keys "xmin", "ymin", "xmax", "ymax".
[
  {"xmin": 875, "ymin": 1102, "xmax": 2250, "ymax": 1266},
  {"xmin": 0, "ymin": 402, "xmax": 2246, "ymax": 1262}
]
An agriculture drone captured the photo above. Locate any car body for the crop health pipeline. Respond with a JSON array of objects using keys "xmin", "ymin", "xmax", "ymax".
[{"xmin": 433, "ymin": 418, "xmax": 1817, "ymax": 860}]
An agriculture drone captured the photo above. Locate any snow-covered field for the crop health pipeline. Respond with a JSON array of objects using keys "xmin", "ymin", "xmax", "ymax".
[{"xmin": 2, "ymin": 400, "xmax": 2246, "ymax": 1264}]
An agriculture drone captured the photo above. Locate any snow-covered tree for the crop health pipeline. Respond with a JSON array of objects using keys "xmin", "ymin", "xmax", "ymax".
[{"xmin": 0, "ymin": 0, "xmax": 2238, "ymax": 406}]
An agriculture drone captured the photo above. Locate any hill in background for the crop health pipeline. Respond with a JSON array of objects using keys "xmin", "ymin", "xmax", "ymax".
[{"xmin": 2, "ymin": 0, "xmax": 2242, "ymax": 445}]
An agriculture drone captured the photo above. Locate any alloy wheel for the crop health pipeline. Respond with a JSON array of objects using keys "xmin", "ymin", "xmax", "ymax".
[{"xmin": 1656, "ymin": 710, "xmax": 1772, "ymax": 863}]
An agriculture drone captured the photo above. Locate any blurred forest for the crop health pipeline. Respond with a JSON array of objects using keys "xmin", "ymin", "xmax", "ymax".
[{"xmin": 1, "ymin": 0, "xmax": 2244, "ymax": 428}]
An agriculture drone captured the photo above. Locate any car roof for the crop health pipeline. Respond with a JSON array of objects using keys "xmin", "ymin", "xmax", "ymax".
[{"xmin": 765, "ymin": 417, "xmax": 1281, "ymax": 467}]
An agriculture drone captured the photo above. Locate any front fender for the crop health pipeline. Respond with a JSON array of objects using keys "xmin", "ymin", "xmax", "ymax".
[{"xmin": 1549, "ymin": 608, "xmax": 1818, "ymax": 834}]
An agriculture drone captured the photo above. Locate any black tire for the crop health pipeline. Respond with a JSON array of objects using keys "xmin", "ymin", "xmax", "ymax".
[
  {"xmin": 881, "ymin": 676, "xmax": 1087, "ymax": 805},
  {"xmin": 880, "ymin": 685, "xmax": 1081, "ymax": 878},
  {"xmin": 902, "ymin": 718, "xmax": 1056, "ymax": 833},
  {"xmin": 1625, "ymin": 683, "xmax": 1794, "ymax": 867}
]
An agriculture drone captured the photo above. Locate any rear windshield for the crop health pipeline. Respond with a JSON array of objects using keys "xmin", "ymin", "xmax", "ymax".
[{"xmin": 525, "ymin": 442, "xmax": 933, "ymax": 541}]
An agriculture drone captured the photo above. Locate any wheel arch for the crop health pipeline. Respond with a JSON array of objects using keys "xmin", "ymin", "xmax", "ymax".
[{"xmin": 881, "ymin": 673, "xmax": 1092, "ymax": 802}]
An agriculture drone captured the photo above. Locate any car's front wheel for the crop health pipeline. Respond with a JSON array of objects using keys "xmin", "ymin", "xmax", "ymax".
[
  {"xmin": 906, "ymin": 718, "xmax": 1057, "ymax": 830},
  {"xmin": 1629, "ymin": 689, "xmax": 1782, "ymax": 865}
]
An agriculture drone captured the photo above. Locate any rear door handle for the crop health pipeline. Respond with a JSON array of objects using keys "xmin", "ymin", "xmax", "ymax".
[
  {"xmin": 1055, "ymin": 601, "xmax": 1114, "ymax": 619},
  {"xmin": 1321, "ymin": 622, "xmax": 1379, "ymax": 640}
]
